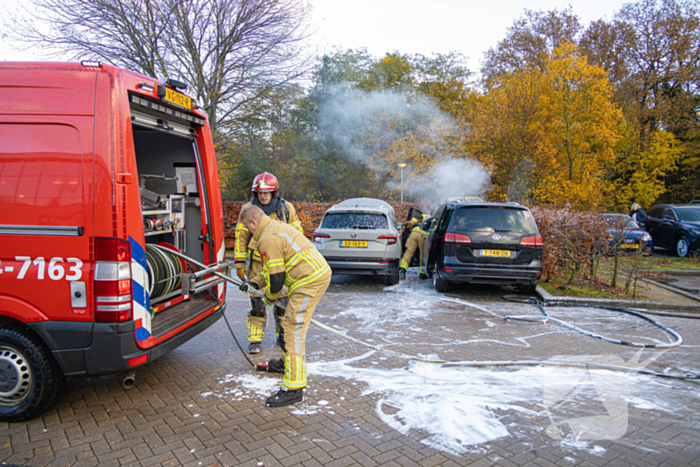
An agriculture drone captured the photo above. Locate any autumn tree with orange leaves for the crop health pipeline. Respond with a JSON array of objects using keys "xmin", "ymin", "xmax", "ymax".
[{"xmin": 468, "ymin": 43, "xmax": 623, "ymax": 209}]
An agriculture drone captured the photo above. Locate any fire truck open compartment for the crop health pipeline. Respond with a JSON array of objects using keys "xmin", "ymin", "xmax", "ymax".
[{"xmin": 130, "ymin": 99, "xmax": 223, "ymax": 332}]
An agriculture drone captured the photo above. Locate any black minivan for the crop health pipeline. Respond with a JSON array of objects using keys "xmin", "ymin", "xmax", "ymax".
[{"xmin": 423, "ymin": 201, "xmax": 543, "ymax": 293}]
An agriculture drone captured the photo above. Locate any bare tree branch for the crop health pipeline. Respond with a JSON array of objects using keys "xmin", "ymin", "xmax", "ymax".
[{"xmin": 13, "ymin": 0, "xmax": 313, "ymax": 139}]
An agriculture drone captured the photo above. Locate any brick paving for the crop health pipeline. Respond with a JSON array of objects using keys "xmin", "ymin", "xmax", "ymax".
[{"xmin": 2, "ymin": 274, "xmax": 700, "ymax": 466}]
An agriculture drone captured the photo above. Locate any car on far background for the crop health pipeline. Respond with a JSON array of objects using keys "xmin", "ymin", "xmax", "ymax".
[
  {"xmin": 644, "ymin": 204, "xmax": 700, "ymax": 257},
  {"xmin": 312, "ymin": 198, "xmax": 402, "ymax": 284},
  {"xmin": 600, "ymin": 214, "xmax": 653, "ymax": 256},
  {"xmin": 423, "ymin": 201, "xmax": 543, "ymax": 293}
]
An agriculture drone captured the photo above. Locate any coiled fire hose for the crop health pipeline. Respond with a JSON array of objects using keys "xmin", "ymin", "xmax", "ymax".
[{"xmin": 151, "ymin": 245, "xmax": 699, "ymax": 381}]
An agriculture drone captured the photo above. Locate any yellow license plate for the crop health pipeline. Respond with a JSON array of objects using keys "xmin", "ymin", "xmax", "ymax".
[
  {"xmin": 481, "ymin": 249, "xmax": 511, "ymax": 257},
  {"xmin": 340, "ymin": 240, "xmax": 368, "ymax": 248},
  {"xmin": 620, "ymin": 243, "xmax": 639, "ymax": 249},
  {"xmin": 164, "ymin": 88, "xmax": 192, "ymax": 110}
]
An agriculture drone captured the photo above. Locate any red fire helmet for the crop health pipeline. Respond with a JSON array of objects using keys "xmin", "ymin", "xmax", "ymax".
[{"xmin": 251, "ymin": 172, "xmax": 279, "ymax": 198}]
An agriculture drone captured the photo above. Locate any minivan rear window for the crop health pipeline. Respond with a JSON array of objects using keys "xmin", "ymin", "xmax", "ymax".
[
  {"xmin": 450, "ymin": 207, "xmax": 535, "ymax": 232},
  {"xmin": 321, "ymin": 213, "xmax": 388, "ymax": 229}
]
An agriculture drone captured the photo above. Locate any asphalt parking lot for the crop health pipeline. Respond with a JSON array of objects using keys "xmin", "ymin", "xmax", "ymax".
[{"xmin": 2, "ymin": 271, "xmax": 700, "ymax": 466}]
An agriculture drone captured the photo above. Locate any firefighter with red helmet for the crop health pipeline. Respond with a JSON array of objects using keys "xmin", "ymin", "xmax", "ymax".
[{"xmin": 234, "ymin": 172, "xmax": 303, "ymax": 354}]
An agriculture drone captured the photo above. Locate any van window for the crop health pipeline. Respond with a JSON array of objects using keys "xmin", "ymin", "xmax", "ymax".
[
  {"xmin": 450, "ymin": 207, "xmax": 536, "ymax": 232},
  {"xmin": 0, "ymin": 124, "xmax": 84, "ymax": 227},
  {"xmin": 321, "ymin": 213, "xmax": 388, "ymax": 229}
]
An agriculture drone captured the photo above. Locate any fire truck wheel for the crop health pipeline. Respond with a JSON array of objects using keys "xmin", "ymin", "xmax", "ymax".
[{"xmin": 0, "ymin": 325, "xmax": 65, "ymax": 422}]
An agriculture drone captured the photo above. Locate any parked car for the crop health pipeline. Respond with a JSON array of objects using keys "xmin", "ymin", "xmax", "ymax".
[
  {"xmin": 422, "ymin": 201, "xmax": 543, "ymax": 293},
  {"xmin": 644, "ymin": 204, "xmax": 700, "ymax": 257},
  {"xmin": 312, "ymin": 198, "xmax": 402, "ymax": 284},
  {"xmin": 600, "ymin": 214, "xmax": 653, "ymax": 255}
]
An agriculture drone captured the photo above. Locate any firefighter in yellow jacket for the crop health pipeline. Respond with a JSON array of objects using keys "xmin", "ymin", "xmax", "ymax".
[
  {"xmin": 399, "ymin": 212, "xmax": 430, "ymax": 280},
  {"xmin": 238, "ymin": 205, "xmax": 332, "ymax": 407},
  {"xmin": 234, "ymin": 172, "xmax": 303, "ymax": 354}
]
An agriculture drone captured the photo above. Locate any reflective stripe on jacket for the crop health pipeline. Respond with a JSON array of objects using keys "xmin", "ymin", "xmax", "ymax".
[{"xmin": 251, "ymin": 216, "xmax": 329, "ymax": 301}]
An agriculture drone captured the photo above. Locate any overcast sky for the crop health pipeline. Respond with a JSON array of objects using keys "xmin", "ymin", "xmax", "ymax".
[
  {"xmin": 1, "ymin": 0, "xmax": 631, "ymax": 71},
  {"xmin": 309, "ymin": 0, "xmax": 630, "ymax": 71}
]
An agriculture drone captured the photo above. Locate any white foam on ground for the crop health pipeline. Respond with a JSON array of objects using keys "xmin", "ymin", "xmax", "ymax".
[
  {"xmin": 201, "ymin": 373, "xmax": 279, "ymax": 401},
  {"xmin": 309, "ymin": 352, "xmax": 672, "ymax": 456},
  {"xmin": 310, "ymin": 352, "xmax": 541, "ymax": 455},
  {"xmin": 296, "ymin": 276, "xmax": 686, "ymax": 457},
  {"xmin": 230, "ymin": 374, "xmax": 279, "ymax": 396}
]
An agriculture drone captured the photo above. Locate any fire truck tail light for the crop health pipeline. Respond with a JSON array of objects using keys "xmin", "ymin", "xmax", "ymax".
[
  {"xmin": 95, "ymin": 237, "xmax": 131, "ymax": 262},
  {"xmin": 94, "ymin": 238, "xmax": 133, "ymax": 322},
  {"xmin": 95, "ymin": 280, "xmax": 131, "ymax": 300},
  {"xmin": 94, "ymin": 262, "xmax": 131, "ymax": 280},
  {"xmin": 95, "ymin": 308, "xmax": 132, "ymax": 322}
]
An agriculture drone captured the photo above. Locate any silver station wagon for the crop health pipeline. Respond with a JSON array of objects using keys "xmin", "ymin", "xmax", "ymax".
[{"xmin": 312, "ymin": 198, "xmax": 402, "ymax": 285}]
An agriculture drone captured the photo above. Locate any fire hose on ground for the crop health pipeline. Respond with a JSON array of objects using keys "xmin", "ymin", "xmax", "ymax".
[{"xmin": 152, "ymin": 245, "xmax": 700, "ymax": 381}]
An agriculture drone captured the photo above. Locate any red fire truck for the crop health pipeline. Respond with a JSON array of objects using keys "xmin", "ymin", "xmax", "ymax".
[{"xmin": 0, "ymin": 62, "xmax": 230, "ymax": 421}]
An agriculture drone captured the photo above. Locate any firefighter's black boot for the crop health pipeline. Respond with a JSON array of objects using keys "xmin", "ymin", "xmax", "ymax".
[
  {"xmin": 268, "ymin": 358, "xmax": 285, "ymax": 373},
  {"xmin": 248, "ymin": 342, "xmax": 261, "ymax": 354},
  {"xmin": 419, "ymin": 273, "xmax": 428, "ymax": 280},
  {"xmin": 399, "ymin": 269, "xmax": 406, "ymax": 280},
  {"xmin": 266, "ymin": 388, "xmax": 303, "ymax": 407},
  {"xmin": 255, "ymin": 358, "xmax": 285, "ymax": 373}
]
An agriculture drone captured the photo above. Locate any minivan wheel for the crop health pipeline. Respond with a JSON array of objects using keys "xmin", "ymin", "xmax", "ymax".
[
  {"xmin": 0, "ymin": 326, "xmax": 65, "ymax": 422},
  {"xmin": 432, "ymin": 271, "xmax": 449, "ymax": 292},
  {"xmin": 386, "ymin": 266, "xmax": 400, "ymax": 286},
  {"xmin": 675, "ymin": 236, "xmax": 689, "ymax": 258}
]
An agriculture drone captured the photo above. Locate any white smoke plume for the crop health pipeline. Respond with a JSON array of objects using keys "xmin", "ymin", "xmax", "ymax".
[
  {"xmin": 409, "ymin": 158, "xmax": 491, "ymax": 206},
  {"xmin": 318, "ymin": 83, "xmax": 491, "ymax": 207},
  {"xmin": 318, "ymin": 84, "xmax": 455, "ymax": 171}
]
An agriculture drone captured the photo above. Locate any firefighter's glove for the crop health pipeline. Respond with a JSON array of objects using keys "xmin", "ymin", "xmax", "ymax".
[
  {"xmin": 399, "ymin": 269, "xmax": 406, "ymax": 280},
  {"xmin": 239, "ymin": 281, "xmax": 257, "ymax": 293},
  {"xmin": 236, "ymin": 269, "xmax": 246, "ymax": 281}
]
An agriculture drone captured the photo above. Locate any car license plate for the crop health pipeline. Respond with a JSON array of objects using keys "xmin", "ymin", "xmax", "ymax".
[
  {"xmin": 620, "ymin": 244, "xmax": 639, "ymax": 249},
  {"xmin": 163, "ymin": 88, "xmax": 192, "ymax": 110},
  {"xmin": 340, "ymin": 240, "xmax": 368, "ymax": 248},
  {"xmin": 481, "ymin": 249, "xmax": 511, "ymax": 257}
]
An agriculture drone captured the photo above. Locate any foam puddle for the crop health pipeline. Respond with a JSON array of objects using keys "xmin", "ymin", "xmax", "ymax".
[
  {"xmin": 200, "ymin": 373, "xmax": 279, "ymax": 401},
  {"xmin": 310, "ymin": 352, "xmax": 541, "ymax": 455},
  {"xmin": 309, "ymin": 352, "xmax": 671, "ymax": 456}
]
